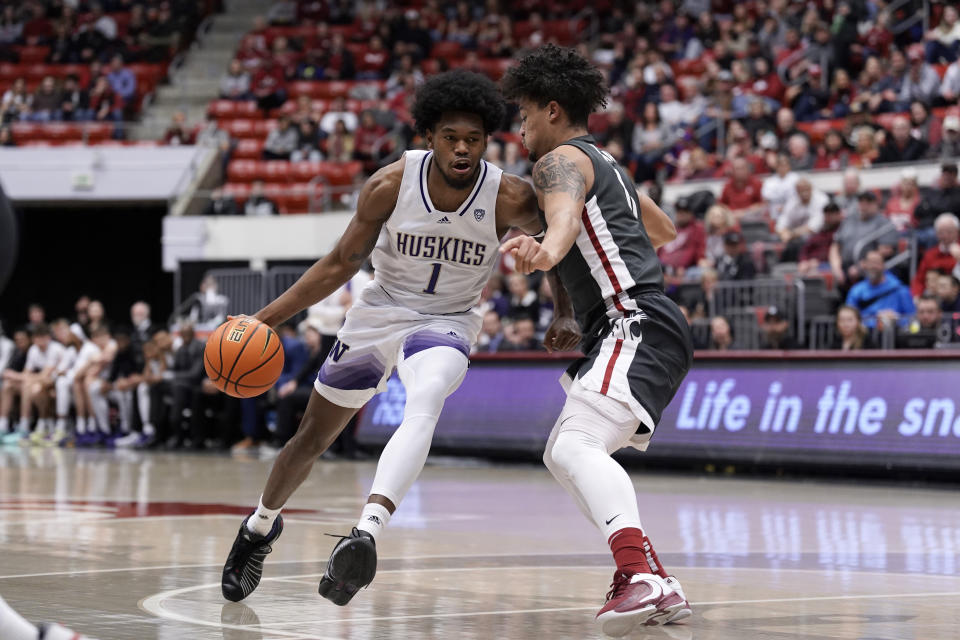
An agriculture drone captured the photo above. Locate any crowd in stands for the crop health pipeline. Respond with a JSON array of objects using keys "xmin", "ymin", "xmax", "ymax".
[{"xmin": 0, "ymin": 0, "xmax": 213, "ymax": 137}]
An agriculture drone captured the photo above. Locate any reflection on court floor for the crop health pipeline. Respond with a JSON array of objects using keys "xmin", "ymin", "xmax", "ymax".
[{"xmin": 1, "ymin": 448, "xmax": 958, "ymax": 639}]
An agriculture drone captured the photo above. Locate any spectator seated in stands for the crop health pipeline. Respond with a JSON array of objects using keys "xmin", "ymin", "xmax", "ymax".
[
  {"xmin": 700, "ymin": 205, "xmax": 735, "ymax": 270},
  {"xmin": 835, "ymin": 168, "xmax": 862, "ymax": 218},
  {"xmin": 163, "ymin": 111, "xmax": 195, "ymax": 145},
  {"xmin": 220, "ymin": 59, "xmax": 252, "ymax": 101},
  {"xmin": 708, "ymin": 316, "xmax": 738, "ymax": 351},
  {"xmin": 29, "ymin": 76, "xmax": 62, "ymax": 122},
  {"xmin": 911, "ymin": 213, "xmax": 960, "ymax": 298},
  {"xmin": 786, "ymin": 133, "xmax": 814, "ymax": 171},
  {"xmin": 778, "ymin": 178, "xmax": 828, "ymax": 261},
  {"xmin": 204, "ymin": 187, "xmax": 239, "ymax": 216},
  {"xmin": 2, "ymin": 78, "xmax": 30, "ymax": 123},
  {"xmin": 830, "ymin": 191, "xmax": 898, "ymax": 287},
  {"xmin": 759, "ymin": 305, "xmax": 798, "ymax": 350},
  {"xmin": 942, "ymin": 59, "xmax": 960, "ymax": 104},
  {"xmin": 499, "ymin": 316, "xmax": 542, "ymax": 351},
  {"xmin": 475, "ymin": 310, "xmax": 505, "ymax": 353},
  {"xmin": 719, "ymin": 158, "xmax": 765, "ymax": 220},
  {"xmin": 658, "ymin": 196, "xmax": 705, "ymax": 282},
  {"xmin": 761, "ymin": 153, "xmax": 799, "ymax": 221},
  {"xmin": 60, "ymin": 74, "xmax": 91, "ymax": 122},
  {"xmin": 262, "ymin": 114, "xmax": 298, "ymax": 160},
  {"xmin": 320, "ymin": 96, "xmax": 359, "ymax": 135},
  {"xmin": 877, "ymin": 115, "xmax": 929, "ymax": 164},
  {"xmin": 831, "ymin": 305, "xmax": 877, "ymax": 350},
  {"xmin": 798, "ymin": 202, "xmax": 843, "ymax": 276},
  {"xmin": 326, "ymin": 119, "xmax": 355, "ymax": 163},
  {"xmin": 716, "ymin": 231, "xmax": 756, "ymax": 281},
  {"xmin": 884, "ymin": 168, "xmax": 921, "ymax": 232},
  {"xmin": 937, "ymin": 116, "xmax": 960, "ymax": 159},
  {"xmin": 89, "ymin": 76, "xmax": 122, "ymax": 123},
  {"xmin": 252, "ymin": 57, "xmax": 287, "ymax": 115},
  {"xmin": 917, "ymin": 163, "xmax": 960, "ymax": 237},
  {"xmin": 106, "ymin": 55, "xmax": 137, "ymax": 113},
  {"xmin": 506, "ymin": 273, "xmax": 539, "ymax": 323},
  {"xmin": 845, "ymin": 250, "xmax": 915, "ymax": 329},
  {"xmin": 898, "ymin": 46, "xmax": 941, "ymax": 109},
  {"xmin": 937, "ymin": 272, "xmax": 960, "ymax": 312},
  {"xmin": 354, "ymin": 111, "xmax": 387, "ymax": 168},
  {"xmin": 291, "ymin": 119, "xmax": 324, "ymax": 162},
  {"xmin": 245, "ymin": 180, "xmax": 278, "ymax": 216},
  {"xmin": 898, "ymin": 295, "xmax": 949, "ymax": 348},
  {"xmin": 925, "ymin": 6, "xmax": 960, "ymax": 64}
]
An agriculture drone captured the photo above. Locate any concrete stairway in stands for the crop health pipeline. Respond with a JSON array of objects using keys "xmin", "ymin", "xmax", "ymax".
[{"xmin": 132, "ymin": 0, "xmax": 265, "ymax": 140}]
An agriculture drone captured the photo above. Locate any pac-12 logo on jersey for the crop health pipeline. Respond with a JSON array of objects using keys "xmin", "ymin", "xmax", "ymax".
[{"xmin": 473, "ymin": 208, "xmax": 486, "ymax": 221}]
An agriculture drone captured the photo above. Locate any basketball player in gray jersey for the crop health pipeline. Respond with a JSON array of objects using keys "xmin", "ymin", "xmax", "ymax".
[
  {"xmin": 502, "ymin": 45, "xmax": 695, "ymax": 636},
  {"xmin": 220, "ymin": 70, "xmax": 581, "ymax": 606}
]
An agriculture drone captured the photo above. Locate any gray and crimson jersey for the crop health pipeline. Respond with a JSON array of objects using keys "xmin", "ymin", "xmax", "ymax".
[{"xmin": 546, "ymin": 135, "xmax": 664, "ymax": 331}]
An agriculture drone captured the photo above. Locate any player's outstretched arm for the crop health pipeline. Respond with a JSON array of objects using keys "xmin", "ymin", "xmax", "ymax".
[
  {"xmin": 255, "ymin": 161, "xmax": 402, "ymax": 327},
  {"xmin": 636, "ymin": 191, "xmax": 677, "ymax": 249},
  {"xmin": 500, "ymin": 149, "xmax": 585, "ymax": 275},
  {"xmin": 495, "ymin": 173, "xmax": 543, "ymax": 237}
]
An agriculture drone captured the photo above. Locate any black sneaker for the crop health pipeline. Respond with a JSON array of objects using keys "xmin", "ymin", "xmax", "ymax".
[
  {"xmin": 318, "ymin": 528, "xmax": 377, "ymax": 606},
  {"xmin": 221, "ymin": 515, "xmax": 283, "ymax": 602}
]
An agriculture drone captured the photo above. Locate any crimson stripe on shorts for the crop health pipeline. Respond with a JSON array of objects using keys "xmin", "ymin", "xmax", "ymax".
[
  {"xmin": 600, "ymin": 338, "xmax": 624, "ymax": 395},
  {"xmin": 580, "ymin": 206, "xmax": 626, "ymax": 312}
]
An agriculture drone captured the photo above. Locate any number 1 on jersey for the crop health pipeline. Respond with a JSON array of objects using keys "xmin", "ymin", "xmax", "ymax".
[{"xmin": 422, "ymin": 262, "xmax": 442, "ymax": 294}]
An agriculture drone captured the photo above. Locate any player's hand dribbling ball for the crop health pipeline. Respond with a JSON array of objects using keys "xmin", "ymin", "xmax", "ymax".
[{"xmin": 204, "ymin": 316, "xmax": 284, "ymax": 398}]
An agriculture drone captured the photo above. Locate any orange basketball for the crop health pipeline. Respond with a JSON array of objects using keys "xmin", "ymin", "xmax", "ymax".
[{"xmin": 204, "ymin": 317, "xmax": 285, "ymax": 398}]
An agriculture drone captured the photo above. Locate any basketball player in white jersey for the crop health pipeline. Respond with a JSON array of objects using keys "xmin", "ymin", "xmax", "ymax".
[
  {"xmin": 0, "ymin": 593, "xmax": 95, "ymax": 639},
  {"xmin": 221, "ymin": 70, "xmax": 581, "ymax": 605}
]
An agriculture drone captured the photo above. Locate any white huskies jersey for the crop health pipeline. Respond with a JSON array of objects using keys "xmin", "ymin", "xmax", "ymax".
[{"xmin": 372, "ymin": 150, "xmax": 502, "ymax": 314}]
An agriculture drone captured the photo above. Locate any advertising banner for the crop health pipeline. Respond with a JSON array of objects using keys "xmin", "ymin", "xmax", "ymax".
[{"xmin": 356, "ymin": 355, "xmax": 960, "ymax": 470}]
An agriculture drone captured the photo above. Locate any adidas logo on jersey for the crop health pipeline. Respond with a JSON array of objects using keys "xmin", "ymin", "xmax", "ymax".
[{"xmin": 437, "ymin": 216, "xmax": 451, "ymax": 224}]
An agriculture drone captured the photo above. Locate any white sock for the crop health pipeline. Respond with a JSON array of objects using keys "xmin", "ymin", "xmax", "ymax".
[
  {"xmin": 17, "ymin": 416, "xmax": 29, "ymax": 433},
  {"xmin": 356, "ymin": 503, "xmax": 391, "ymax": 540},
  {"xmin": 0, "ymin": 594, "xmax": 41, "ymax": 640},
  {"xmin": 142, "ymin": 423, "xmax": 155, "ymax": 436},
  {"xmin": 0, "ymin": 416, "xmax": 8, "ymax": 433},
  {"xmin": 247, "ymin": 496, "xmax": 282, "ymax": 536},
  {"xmin": 37, "ymin": 418, "xmax": 50, "ymax": 435},
  {"xmin": 55, "ymin": 417, "xmax": 67, "ymax": 433},
  {"xmin": 86, "ymin": 416, "xmax": 97, "ymax": 434}
]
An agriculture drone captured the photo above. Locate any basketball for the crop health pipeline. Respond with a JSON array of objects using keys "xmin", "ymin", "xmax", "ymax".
[{"xmin": 204, "ymin": 317, "xmax": 285, "ymax": 399}]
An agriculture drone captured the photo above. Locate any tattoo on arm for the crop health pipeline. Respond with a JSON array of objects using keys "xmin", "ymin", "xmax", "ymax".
[
  {"xmin": 533, "ymin": 153, "xmax": 586, "ymax": 202},
  {"xmin": 347, "ymin": 231, "xmax": 379, "ymax": 263}
]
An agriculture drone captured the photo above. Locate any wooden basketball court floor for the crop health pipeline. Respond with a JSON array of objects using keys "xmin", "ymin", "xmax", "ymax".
[{"xmin": 1, "ymin": 448, "xmax": 958, "ymax": 640}]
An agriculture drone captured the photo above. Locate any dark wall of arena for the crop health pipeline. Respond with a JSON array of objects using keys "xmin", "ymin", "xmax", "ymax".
[{"xmin": 0, "ymin": 205, "xmax": 171, "ymax": 332}]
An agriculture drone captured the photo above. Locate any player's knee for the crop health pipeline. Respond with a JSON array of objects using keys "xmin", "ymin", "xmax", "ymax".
[{"xmin": 550, "ymin": 429, "xmax": 603, "ymax": 476}]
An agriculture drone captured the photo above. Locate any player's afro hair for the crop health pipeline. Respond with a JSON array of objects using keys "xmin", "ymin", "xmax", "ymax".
[
  {"xmin": 412, "ymin": 69, "xmax": 506, "ymax": 137},
  {"xmin": 501, "ymin": 44, "xmax": 608, "ymax": 127}
]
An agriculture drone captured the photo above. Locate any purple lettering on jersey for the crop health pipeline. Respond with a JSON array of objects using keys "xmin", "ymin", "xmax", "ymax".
[
  {"xmin": 436, "ymin": 237, "xmax": 453, "ymax": 261},
  {"xmin": 422, "ymin": 235, "xmax": 437, "ymax": 259},
  {"xmin": 459, "ymin": 240, "xmax": 473, "ymax": 265},
  {"xmin": 473, "ymin": 243, "xmax": 486, "ymax": 266},
  {"xmin": 408, "ymin": 235, "xmax": 423, "ymax": 258},
  {"xmin": 396, "ymin": 232, "xmax": 409, "ymax": 255}
]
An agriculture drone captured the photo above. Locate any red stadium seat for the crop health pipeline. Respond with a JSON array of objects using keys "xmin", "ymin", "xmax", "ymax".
[
  {"xmin": 223, "ymin": 119, "xmax": 261, "ymax": 139},
  {"xmin": 431, "ymin": 41, "xmax": 463, "ymax": 59},
  {"xmin": 38, "ymin": 123, "xmax": 83, "ymax": 142},
  {"xmin": 233, "ymin": 138, "xmax": 264, "ymax": 159},
  {"xmin": 83, "ymin": 123, "xmax": 113, "ymax": 143},
  {"xmin": 260, "ymin": 160, "xmax": 292, "ymax": 183},
  {"xmin": 223, "ymin": 182, "xmax": 251, "ymax": 206},
  {"xmin": 25, "ymin": 64, "xmax": 55, "ymax": 80},
  {"xmin": 874, "ymin": 112, "xmax": 904, "ymax": 130},
  {"xmin": 796, "ymin": 119, "xmax": 843, "ymax": 144},
  {"xmin": 227, "ymin": 159, "xmax": 259, "ymax": 182},
  {"xmin": 16, "ymin": 46, "xmax": 50, "ymax": 63},
  {"xmin": 10, "ymin": 123, "xmax": 39, "ymax": 143},
  {"xmin": 475, "ymin": 58, "xmax": 512, "ymax": 80},
  {"xmin": 208, "ymin": 99, "xmax": 261, "ymax": 120},
  {"xmin": 0, "ymin": 63, "xmax": 19, "ymax": 80}
]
